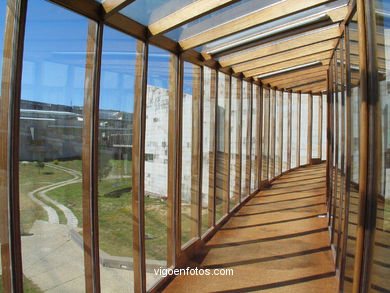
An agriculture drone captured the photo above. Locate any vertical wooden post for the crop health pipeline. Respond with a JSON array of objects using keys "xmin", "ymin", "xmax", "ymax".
[
  {"xmin": 82, "ymin": 20, "xmax": 103, "ymax": 293},
  {"xmin": 307, "ymin": 91, "xmax": 313, "ymax": 163},
  {"xmin": 296, "ymin": 91, "xmax": 302, "ymax": 167},
  {"xmin": 0, "ymin": 0, "xmax": 26, "ymax": 291},
  {"xmin": 208, "ymin": 69, "xmax": 217, "ymax": 227},
  {"xmin": 190, "ymin": 65, "xmax": 201, "ymax": 239},
  {"xmin": 132, "ymin": 40, "xmax": 148, "ymax": 293},
  {"xmin": 246, "ymin": 82, "xmax": 252, "ymax": 195},
  {"xmin": 287, "ymin": 90, "xmax": 292, "ymax": 170}
]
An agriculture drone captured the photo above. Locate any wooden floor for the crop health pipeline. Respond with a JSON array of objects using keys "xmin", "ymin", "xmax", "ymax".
[{"xmin": 163, "ymin": 164, "xmax": 337, "ymax": 293}]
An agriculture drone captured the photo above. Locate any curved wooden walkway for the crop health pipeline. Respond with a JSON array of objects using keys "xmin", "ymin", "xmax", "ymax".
[{"xmin": 163, "ymin": 164, "xmax": 337, "ymax": 293}]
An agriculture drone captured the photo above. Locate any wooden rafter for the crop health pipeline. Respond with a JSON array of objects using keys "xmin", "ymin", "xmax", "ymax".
[
  {"xmin": 219, "ymin": 25, "xmax": 341, "ymax": 68},
  {"xmin": 244, "ymin": 50, "xmax": 333, "ymax": 77},
  {"xmin": 261, "ymin": 65, "xmax": 329, "ymax": 84},
  {"xmin": 274, "ymin": 74, "xmax": 328, "ymax": 89},
  {"xmin": 232, "ymin": 38, "xmax": 338, "ymax": 73},
  {"xmin": 179, "ymin": 0, "xmax": 339, "ymax": 50},
  {"xmin": 148, "ymin": 0, "xmax": 238, "ymax": 35},
  {"xmin": 268, "ymin": 69, "xmax": 328, "ymax": 87},
  {"xmin": 102, "ymin": 0, "xmax": 135, "ymax": 18}
]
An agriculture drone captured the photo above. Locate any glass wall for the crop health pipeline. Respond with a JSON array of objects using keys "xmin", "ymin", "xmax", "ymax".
[
  {"xmin": 300, "ymin": 94, "xmax": 309, "ymax": 165},
  {"xmin": 262, "ymin": 88, "xmax": 270, "ymax": 181},
  {"xmin": 322, "ymin": 94, "xmax": 327, "ymax": 160},
  {"xmin": 241, "ymin": 82, "xmax": 250, "ymax": 199},
  {"xmin": 145, "ymin": 45, "xmax": 171, "ymax": 289},
  {"xmin": 181, "ymin": 62, "xmax": 201, "ymax": 246},
  {"xmin": 268, "ymin": 89, "xmax": 275, "ymax": 179},
  {"xmin": 98, "ymin": 26, "xmax": 137, "ymax": 292},
  {"xmin": 291, "ymin": 93, "xmax": 299, "ymax": 168},
  {"xmin": 312, "ymin": 95, "xmax": 320, "ymax": 158},
  {"xmin": 369, "ymin": 1, "xmax": 390, "ymax": 291},
  {"xmin": 250, "ymin": 84, "xmax": 257, "ymax": 193},
  {"xmin": 230, "ymin": 77, "xmax": 240, "ymax": 208},
  {"xmin": 19, "ymin": 1, "xmax": 87, "ymax": 291},
  {"xmin": 275, "ymin": 90, "xmax": 281, "ymax": 177},
  {"xmin": 216, "ymin": 72, "xmax": 229, "ymax": 221},
  {"xmin": 282, "ymin": 92, "xmax": 289, "ymax": 172},
  {"xmin": 201, "ymin": 67, "xmax": 214, "ymax": 235}
]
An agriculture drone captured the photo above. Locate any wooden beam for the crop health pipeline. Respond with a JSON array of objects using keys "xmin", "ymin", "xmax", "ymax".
[
  {"xmin": 149, "ymin": 0, "xmax": 238, "ymax": 35},
  {"xmin": 49, "ymin": 0, "xmax": 101, "ymax": 21},
  {"xmin": 262, "ymin": 65, "xmax": 329, "ymax": 84},
  {"xmin": 179, "ymin": 0, "xmax": 340, "ymax": 50},
  {"xmin": 274, "ymin": 74, "xmax": 328, "ymax": 89},
  {"xmin": 244, "ymin": 50, "xmax": 333, "ymax": 77},
  {"xmin": 132, "ymin": 40, "xmax": 148, "ymax": 293},
  {"xmin": 0, "ymin": 0, "xmax": 26, "ymax": 291},
  {"xmin": 293, "ymin": 81, "xmax": 328, "ymax": 93},
  {"xmin": 219, "ymin": 25, "xmax": 342, "ymax": 68},
  {"xmin": 232, "ymin": 39, "xmax": 338, "ymax": 73},
  {"xmin": 102, "ymin": 0, "xmax": 135, "ymax": 19}
]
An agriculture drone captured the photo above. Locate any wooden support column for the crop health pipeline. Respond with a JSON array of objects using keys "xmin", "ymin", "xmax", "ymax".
[
  {"xmin": 0, "ymin": 0, "xmax": 26, "ymax": 291},
  {"xmin": 132, "ymin": 40, "xmax": 148, "ymax": 292},
  {"xmin": 82, "ymin": 20, "xmax": 103, "ymax": 293},
  {"xmin": 256, "ymin": 84, "xmax": 263, "ymax": 188},
  {"xmin": 287, "ymin": 90, "xmax": 292, "ymax": 170},
  {"xmin": 208, "ymin": 69, "xmax": 217, "ymax": 226},
  {"xmin": 190, "ymin": 65, "xmax": 201, "ymax": 239},
  {"xmin": 222, "ymin": 74, "xmax": 230, "ymax": 214},
  {"xmin": 307, "ymin": 91, "xmax": 313, "ymax": 163},
  {"xmin": 296, "ymin": 91, "xmax": 302, "ymax": 167}
]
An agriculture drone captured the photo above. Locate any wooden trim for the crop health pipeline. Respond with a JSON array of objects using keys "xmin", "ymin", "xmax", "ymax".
[
  {"xmin": 307, "ymin": 92, "xmax": 313, "ymax": 163},
  {"xmin": 179, "ymin": 0, "xmax": 340, "ymax": 50},
  {"xmin": 0, "ymin": 0, "xmax": 27, "ymax": 291},
  {"xmin": 149, "ymin": 0, "xmax": 238, "ymax": 35},
  {"xmin": 287, "ymin": 91, "xmax": 292, "ymax": 170},
  {"xmin": 296, "ymin": 92, "xmax": 302, "ymax": 166},
  {"xmin": 208, "ymin": 69, "xmax": 217, "ymax": 227},
  {"xmin": 102, "ymin": 0, "xmax": 135, "ymax": 19},
  {"xmin": 132, "ymin": 40, "xmax": 148, "ymax": 293},
  {"xmin": 82, "ymin": 21, "xmax": 103, "ymax": 293},
  {"xmin": 168, "ymin": 52, "xmax": 178, "ymax": 257},
  {"xmin": 219, "ymin": 25, "xmax": 342, "ymax": 68}
]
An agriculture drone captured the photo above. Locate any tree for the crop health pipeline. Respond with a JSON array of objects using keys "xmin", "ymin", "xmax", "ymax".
[{"xmin": 35, "ymin": 161, "xmax": 45, "ymax": 174}]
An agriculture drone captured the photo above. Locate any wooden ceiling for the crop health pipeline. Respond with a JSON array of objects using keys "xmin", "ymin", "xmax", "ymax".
[{"xmin": 70, "ymin": 0, "xmax": 354, "ymax": 94}]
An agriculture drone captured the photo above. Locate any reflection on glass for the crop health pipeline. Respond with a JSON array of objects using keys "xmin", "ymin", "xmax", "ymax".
[
  {"xmin": 322, "ymin": 94, "xmax": 327, "ymax": 160},
  {"xmin": 268, "ymin": 89, "xmax": 275, "ymax": 179},
  {"xmin": 98, "ymin": 26, "xmax": 136, "ymax": 292},
  {"xmin": 19, "ymin": 1, "xmax": 87, "ymax": 291},
  {"xmin": 250, "ymin": 84, "xmax": 257, "ymax": 193},
  {"xmin": 282, "ymin": 92, "xmax": 289, "ymax": 172},
  {"xmin": 262, "ymin": 88, "xmax": 270, "ymax": 181},
  {"xmin": 343, "ymin": 16, "xmax": 359, "ymax": 291},
  {"xmin": 201, "ymin": 67, "xmax": 213, "ymax": 234},
  {"xmin": 275, "ymin": 91, "xmax": 281, "ymax": 177},
  {"xmin": 216, "ymin": 72, "xmax": 229, "ymax": 221},
  {"xmin": 369, "ymin": 1, "xmax": 390, "ymax": 291},
  {"xmin": 312, "ymin": 95, "xmax": 320, "ymax": 158},
  {"xmin": 291, "ymin": 93, "xmax": 298, "ymax": 168},
  {"xmin": 230, "ymin": 77, "xmax": 240, "ymax": 208},
  {"xmin": 145, "ymin": 45, "xmax": 171, "ymax": 289},
  {"xmin": 300, "ymin": 94, "xmax": 308, "ymax": 165},
  {"xmin": 181, "ymin": 62, "xmax": 201, "ymax": 246},
  {"xmin": 241, "ymin": 82, "xmax": 250, "ymax": 199}
]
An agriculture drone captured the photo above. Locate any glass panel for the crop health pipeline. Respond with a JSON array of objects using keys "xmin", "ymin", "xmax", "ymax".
[
  {"xmin": 181, "ymin": 62, "xmax": 201, "ymax": 246},
  {"xmin": 261, "ymin": 88, "xmax": 270, "ymax": 181},
  {"xmin": 322, "ymin": 94, "xmax": 327, "ymax": 160},
  {"xmin": 120, "ymin": 0, "xmax": 197, "ymax": 26},
  {"xmin": 145, "ymin": 45, "xmax": 171, "ymax": 289},
  {"xmin": 230, "ymin": 77, "xmax": 240, "ymax": 208},
  {"xmin": 291, "ymin": 93, "xmax": 298, "ymax": 168},
  {"xmin": 343, "ymin": 16, "xmax": 359, "ymax": 291},
  {"xmin": 241, "ymin": 82, "xmax": 249, "ymax": 199},
  {"xmin": 268, "ymin": 90, "xmax": 275, "ymax": 179},
  {"xmin": 250, "ymin": 84, "xmax": 257, "ymax": 193},
  {"xmin": 312, "ymin": 95, "xmax": 320, "ymax": 158},
  {"xmin": 201, "ymin": 67, "xmax": 214, "ymax": 235},
  {"xmin": 369, "ymin": 1, "xmax": 390, "ymax": 291},
  {"xmin": 275, "ymin": 91, "xmax": 282, "ymax": 177},
  {"xmin": 19, "ymin": 1, "xmax": 87, "ymax": 291},
  {"xmin": 216, "ymin": 72, "xmax": 229, "ymax": 221},
  {"xmin": 282, "ymin": 92, "xmax": 289, "ymax": 172},
  {"xmin": 300, "ymin": 94, "xmax": 309, "ymax": 165},
  {"xmin": 98, "ymin": 26, "xmax": 137, "ymax": 292}
]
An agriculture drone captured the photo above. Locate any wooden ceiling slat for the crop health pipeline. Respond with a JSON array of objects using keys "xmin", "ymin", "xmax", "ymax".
[
  {"xmin": 244, "ymin": 50, "xmax": 333, "ymax": 77},
  {"xmin": 261, "ymin": 65, "xmax": 329, "ymax": 84},
  {"xmin": 179, "ymin": 0, "xmax": 338, "ymax": 50},
  {"xmin": 293, "ymin": 81, "xmax": 327, "ymax": 92},
  {"xmin": 219, "ymin": 25, "xmax": 341, "ymax": 68},
  {"xmin": 232, "ymin": 38, "xmax": 337, "ymax": 73},
  {"xmin": 148, "ymin": 0, "xmax": 238, "ymax": 36},
  {"xmin": 103, "ymin": 0, "xmax": 135, "ymax": 18},
  {"xmin": 271, "ymin": 72, "xmax": 328, "ymax": 88}
]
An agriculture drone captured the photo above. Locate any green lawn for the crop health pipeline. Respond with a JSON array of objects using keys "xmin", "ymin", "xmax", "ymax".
[{"xmin": 0, "ymin": 276, "xmax": 42, "ymax": 293}]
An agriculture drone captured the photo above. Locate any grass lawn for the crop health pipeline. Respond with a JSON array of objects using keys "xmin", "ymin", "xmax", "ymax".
[{"xmin": 0, "ymin": 276, "xmax": 42, "ymax": 293}]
